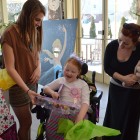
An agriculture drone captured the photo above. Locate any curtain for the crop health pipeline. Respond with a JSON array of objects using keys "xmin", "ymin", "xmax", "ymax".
[{"xmin": 65, "ymin": 0, "xmax": 81, "ymax": 55}]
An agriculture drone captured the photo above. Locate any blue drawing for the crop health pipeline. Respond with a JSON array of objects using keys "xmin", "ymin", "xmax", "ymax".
[{"xmin": 39, "ymin": 19, "xmax": 78, "ymax": 85}]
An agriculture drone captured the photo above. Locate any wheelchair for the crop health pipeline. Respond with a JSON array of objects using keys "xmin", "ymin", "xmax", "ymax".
[{"xmin": 31, "ymin": 63, "xmax": 103, "ymax": 140}]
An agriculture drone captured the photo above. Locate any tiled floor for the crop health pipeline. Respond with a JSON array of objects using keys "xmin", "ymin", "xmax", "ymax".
[
  {"xmin": 95, "ymin": 82, "xmax": 140, "ymax": 140},
  {"xmin": 9, "ymin": 82, "xmax": 140, "ymax": 139},
  {"xmin": 95, "ymin": 82, "xmax": 109, "ymax": 126}
]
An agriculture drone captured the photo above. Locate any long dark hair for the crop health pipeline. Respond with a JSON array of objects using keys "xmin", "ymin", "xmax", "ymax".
[{"xmin": 16, "ymin": 0, "xmax": 46, "ymax": 51}]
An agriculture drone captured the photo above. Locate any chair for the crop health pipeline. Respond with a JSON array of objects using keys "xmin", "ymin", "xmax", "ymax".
[
  {"xmin": 80, "ymin": 63, "xmax": 103, "ymax": 124},
  {"xmin": 31, "ymin": 63, "xmax": 103, "ymax": 140}
]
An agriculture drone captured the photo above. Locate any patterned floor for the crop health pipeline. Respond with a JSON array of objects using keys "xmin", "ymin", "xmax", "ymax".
[{"xmin": 8, "ymin": 82, "xmax": 140, "ymax": 140}]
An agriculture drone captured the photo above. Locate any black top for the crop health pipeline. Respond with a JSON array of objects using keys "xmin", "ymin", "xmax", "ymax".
[{"xmin": 104, "ymin": 39, "xmax": 140, "ymax": 83}]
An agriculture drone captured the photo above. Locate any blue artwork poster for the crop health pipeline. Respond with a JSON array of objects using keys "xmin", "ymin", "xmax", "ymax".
[{"xmin": 39, "ymin": 19, "xmax": 78, "ymax": 86}]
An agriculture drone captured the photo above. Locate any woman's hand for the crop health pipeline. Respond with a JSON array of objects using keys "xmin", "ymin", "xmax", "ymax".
[
  {"xmin": 30, "ymin": 66, "xmax": 41, "ymax": 84},
  {"xmin": 123, "ymin": 74, "xmax": 138, "ymax": 86},
  {"xmin": 27, "ymin": 90, "xmax": 41, "ymax": 104}
]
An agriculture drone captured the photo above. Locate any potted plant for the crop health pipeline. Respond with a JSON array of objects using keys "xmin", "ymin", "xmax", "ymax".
[{"xmin": 89, "ymin": 16, "xmax": 96, "ymax": 38}]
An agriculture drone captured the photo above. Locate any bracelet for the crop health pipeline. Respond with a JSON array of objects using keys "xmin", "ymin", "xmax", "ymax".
[{"xmin": 26, "ymin": 89, "xmax": 30, "ymax": 94}]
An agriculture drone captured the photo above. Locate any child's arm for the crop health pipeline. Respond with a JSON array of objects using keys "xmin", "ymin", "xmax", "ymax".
[
  {"xmin": 81, "ymin": 75, "xmax": 97, "ymax": 92},
  {"xmin": 43, "ymin": 78, "xmax": 62, "ymax": 99},
  {"xmin": 75, "ymin": 82, "xmax": 90, "ymax": 123},
  {"xmin": 75, "ymin": 103, "xmax": 89, "ymax": 123},
  {"xmin": 43, "ymin": 86, "xmax": 59, "ymax": 99}
]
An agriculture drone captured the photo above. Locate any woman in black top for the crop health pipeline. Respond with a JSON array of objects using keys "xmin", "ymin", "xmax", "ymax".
[{"xmin": 103, "ymin": 23, "xmax": 140, "ymax": 140}]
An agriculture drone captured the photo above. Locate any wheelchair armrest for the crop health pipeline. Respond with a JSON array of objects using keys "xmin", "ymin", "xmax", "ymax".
[
  {"xmin": 40, "ymin": 88, "xmax": 60, "ymax": 98},
  {"xmin": 40, "ymin": 88, "xmax": 52, "ymax": 98},
  {"xmin": 91, "ymin": 90, "xmax": 103, "ymax": 102},
  {"xmin": 92, "ymin": 71, "xmax": 96, "ymax": 84},
  {"xmin": 56, "ymin": 69, "xmax": 62, "ymax": 79}
]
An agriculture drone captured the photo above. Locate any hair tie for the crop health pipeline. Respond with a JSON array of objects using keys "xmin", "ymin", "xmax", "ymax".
[{"xmin": 70, "ymin": 53, "xmax": 82, "ymax": 64}]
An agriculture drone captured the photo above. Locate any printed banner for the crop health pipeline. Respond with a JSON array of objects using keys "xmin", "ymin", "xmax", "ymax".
[{"xmin": 39, "ymin": 19, "xmax": 78, "ymax": 85}]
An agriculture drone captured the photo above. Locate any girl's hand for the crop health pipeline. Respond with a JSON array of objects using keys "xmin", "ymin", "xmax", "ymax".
[
  {"xmin": 74, "ymin": 103, "xmax": 89, "ymax": 123},
  {"xmin": 75, "ymin": 114, "xmax": 83, "ymax": 124},
  {"xmin": 51, "ymin": 91, "xmax": 59, "ymax": 99}
]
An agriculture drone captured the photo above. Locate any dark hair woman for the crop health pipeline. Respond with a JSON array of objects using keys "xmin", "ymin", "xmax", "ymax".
[{"xmin": 103, "ymin": 23, "xmax": 140, "ymax": 140}]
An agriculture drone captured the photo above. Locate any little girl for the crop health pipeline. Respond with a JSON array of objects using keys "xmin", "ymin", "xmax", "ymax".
[{"xmin": 43, "ymin": 56, "xmax": 90, "ymax": 140}]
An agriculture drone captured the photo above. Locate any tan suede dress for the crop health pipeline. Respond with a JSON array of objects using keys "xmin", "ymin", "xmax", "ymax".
[{"xmin": 1, "ymin": 24, "xmax": 39, "ymax": 107}]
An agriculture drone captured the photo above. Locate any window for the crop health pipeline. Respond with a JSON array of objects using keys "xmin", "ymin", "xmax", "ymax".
[{"xmin": 6, "ymin": 0, "xmax": 48, "ymax": 22}]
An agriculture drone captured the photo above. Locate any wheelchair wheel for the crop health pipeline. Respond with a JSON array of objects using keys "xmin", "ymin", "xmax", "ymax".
[{"xmin": 36, "ymin": 122, "xmax": 46, "ymax": 140}]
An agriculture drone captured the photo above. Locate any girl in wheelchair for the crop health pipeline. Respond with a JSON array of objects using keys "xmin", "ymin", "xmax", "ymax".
[{"xmin": 43, "ymin": 56, "xmax": 90, "ymax": 140}]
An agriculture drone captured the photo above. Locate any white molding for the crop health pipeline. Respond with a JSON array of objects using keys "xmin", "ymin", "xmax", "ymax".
[{"xmin": 1, "ymin": 0, "xmax": 8, "ymax": 23}]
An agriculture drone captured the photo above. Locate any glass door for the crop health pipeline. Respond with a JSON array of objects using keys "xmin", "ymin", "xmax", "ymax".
[
  {"xmin": 80, "ymin": 0, "xmax": 139, "ymax": 84},
  {"xmin": 104, "ymin": 0, "xmax": 138, "ymax": 84},
  {"xmin": 80, "ymin": 0, "xmax": 104, "ymax": 82}
]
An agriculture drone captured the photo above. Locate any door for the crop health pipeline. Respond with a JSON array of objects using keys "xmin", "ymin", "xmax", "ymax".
[
  {"xmin": 80, "ymin": 0, "xmax": 105, "ymax": 83},
  {"xmin": 104, "ymin": 0, "xmax": 138, "ymax": 84},
  {"xmin": 80, "ymin": 0, "xmax": 138, "ymax": 84}
]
